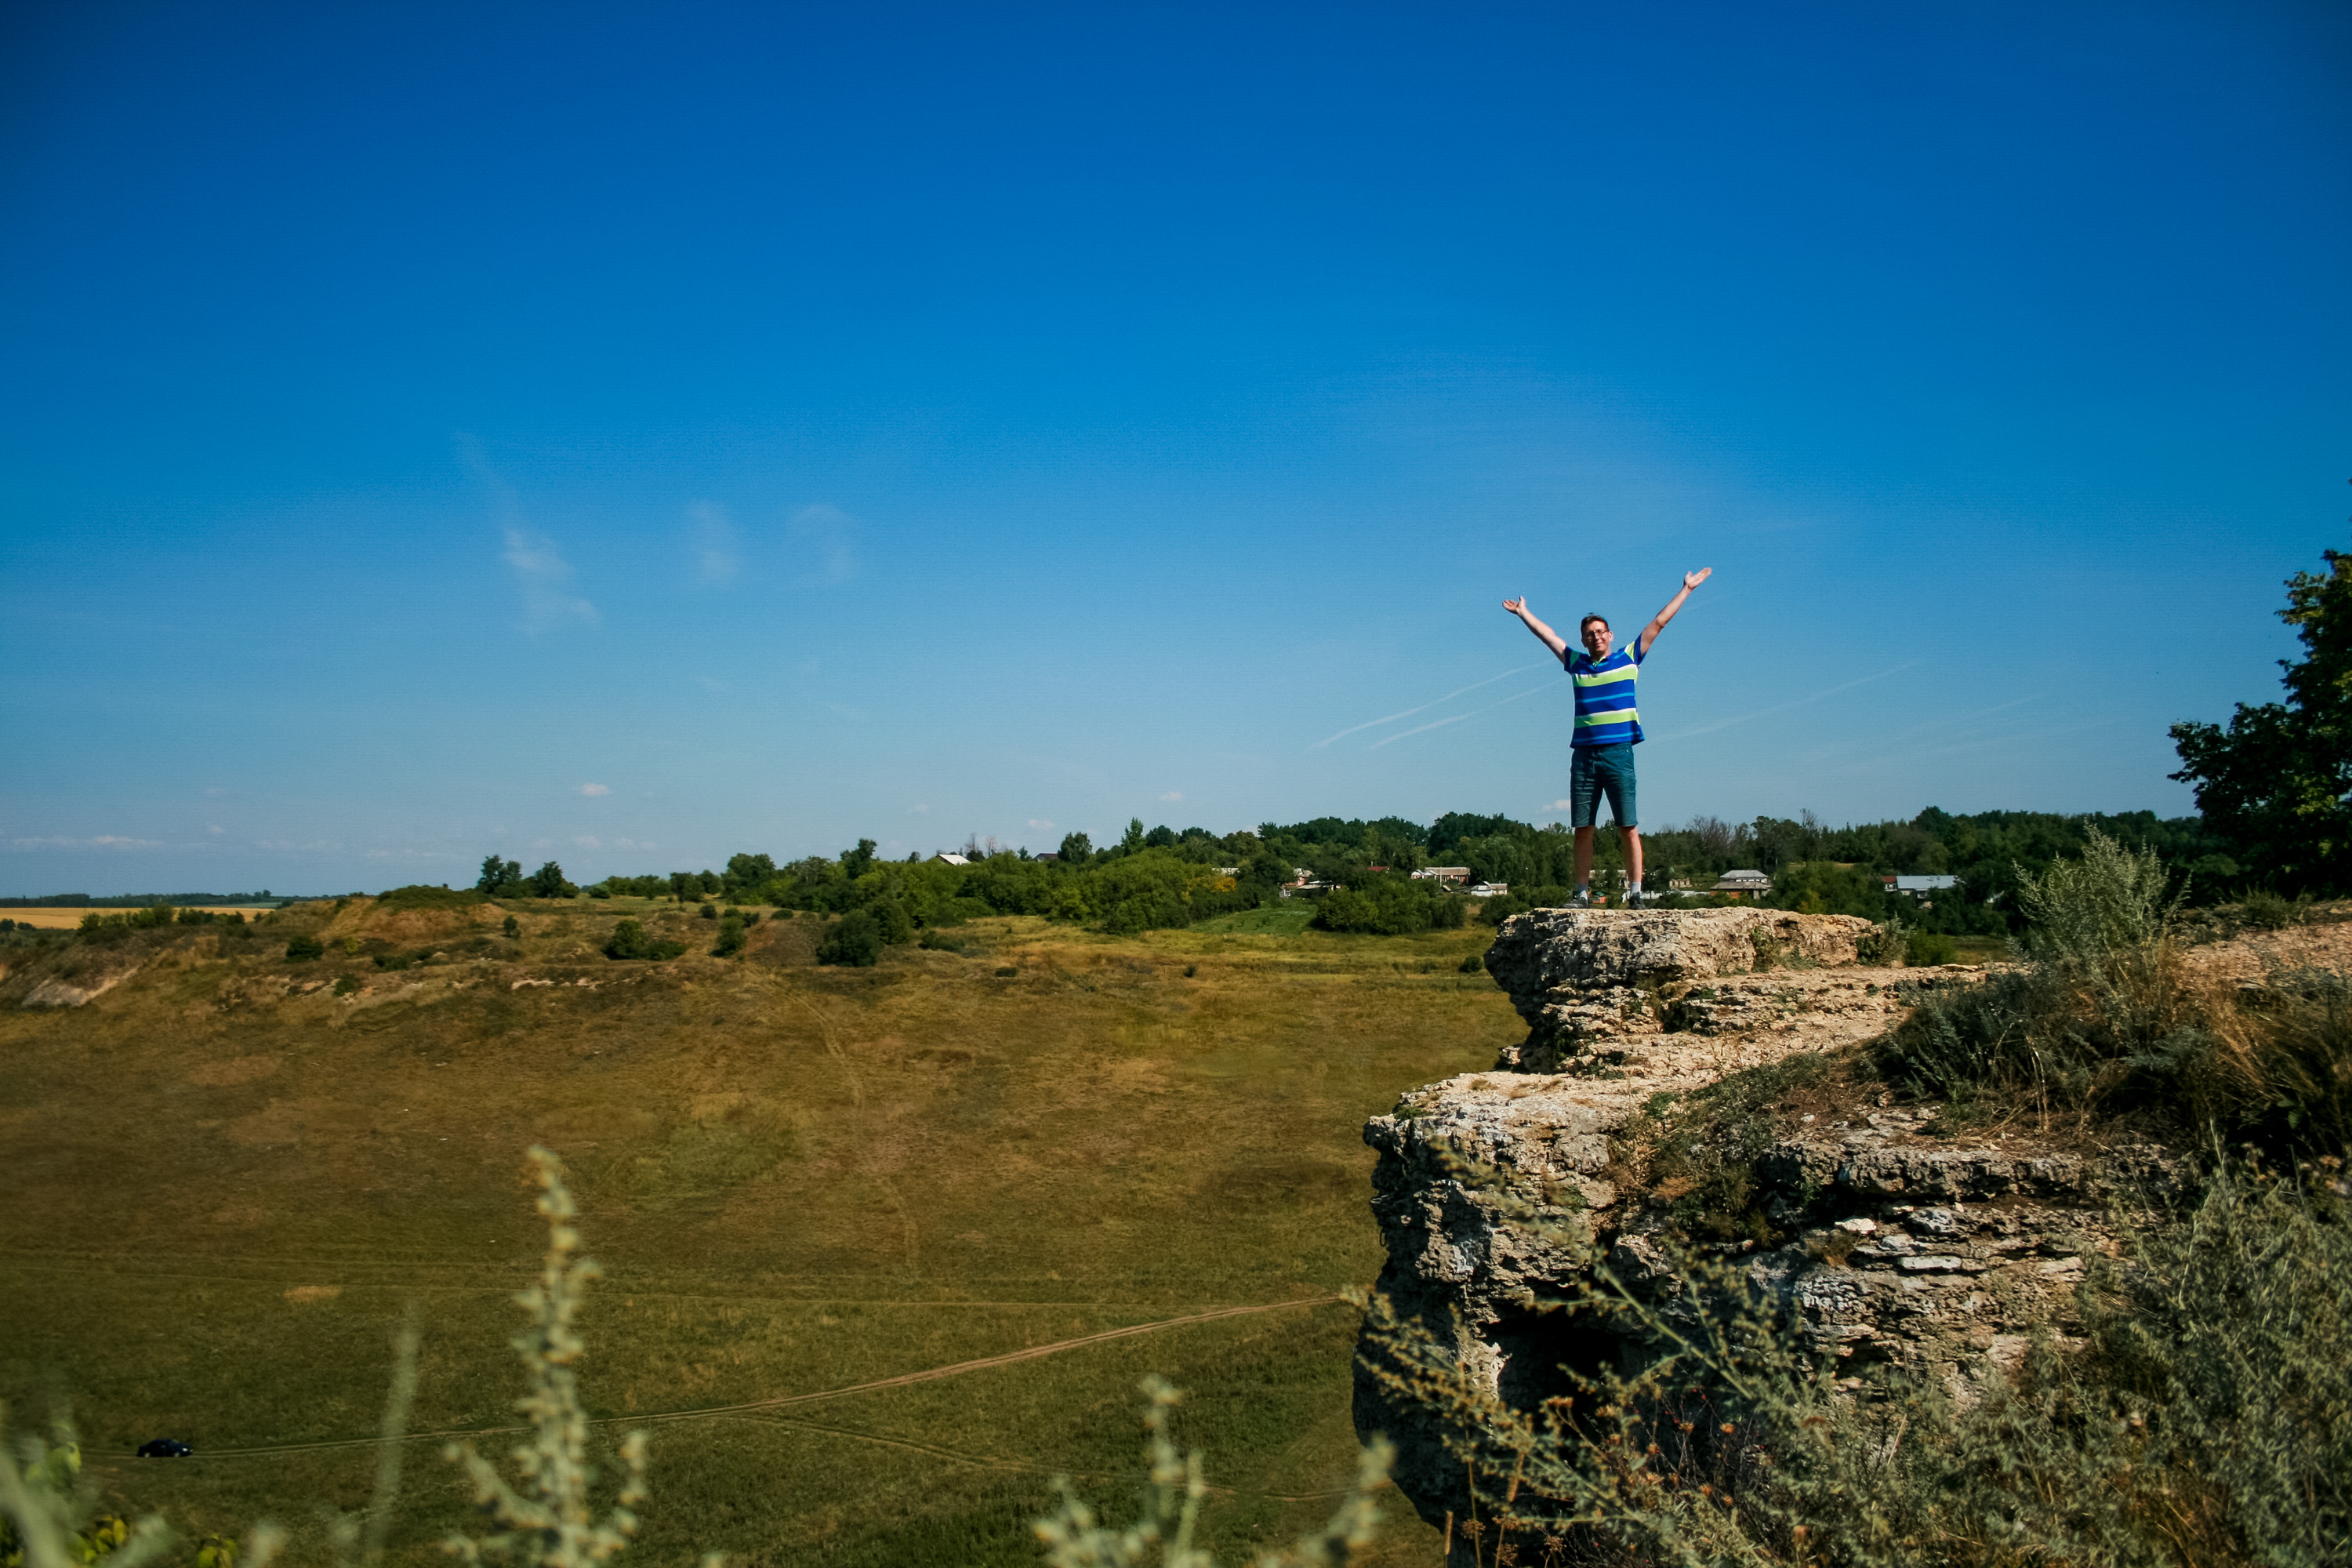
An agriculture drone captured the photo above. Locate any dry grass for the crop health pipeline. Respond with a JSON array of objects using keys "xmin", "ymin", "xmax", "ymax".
[{"xmin": 0, "ymin": 898, "xmax": 1518, "ymax": 1567}]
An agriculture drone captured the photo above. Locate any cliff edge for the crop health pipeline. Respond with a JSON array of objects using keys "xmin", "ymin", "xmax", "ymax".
[{"xmin": 1354, "ymin": 907, "xmax": 2179, "ymax": 1530}]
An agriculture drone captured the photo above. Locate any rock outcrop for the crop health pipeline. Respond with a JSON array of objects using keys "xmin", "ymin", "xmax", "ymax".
[{"xmin": 1354, "ymin": 908, "xmax": 2176, "ymax": 1530}]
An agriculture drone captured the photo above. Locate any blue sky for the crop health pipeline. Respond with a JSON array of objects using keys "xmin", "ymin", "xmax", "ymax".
[{"xmin": 2, "ymin": 1, "xmax": 2347, "ymax": 894}]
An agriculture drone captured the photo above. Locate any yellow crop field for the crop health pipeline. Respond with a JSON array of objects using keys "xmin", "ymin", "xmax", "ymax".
[{"xmin": 0, "ymin": 906, "xmax": 274, "ymax": 929}]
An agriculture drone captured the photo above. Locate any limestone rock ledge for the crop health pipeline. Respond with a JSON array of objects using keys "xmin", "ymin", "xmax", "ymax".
[{"xmin": 1353, "ymin": 908, "xmax": 2176, "ymax": 1532}]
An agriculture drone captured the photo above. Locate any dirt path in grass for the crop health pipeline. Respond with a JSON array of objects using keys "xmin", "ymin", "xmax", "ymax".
[{"xmin": 146, "ymin": 1294, "xmax": 1343, "ymax": 1460}]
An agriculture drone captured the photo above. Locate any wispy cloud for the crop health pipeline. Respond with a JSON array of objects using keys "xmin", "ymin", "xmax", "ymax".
[
  {"xmin": 574, "ymin": 835, "xmax": 601, "ymax": 849},
  {"xmin": 1160, "ymin": 790, "xmax": 1184, "ymax": 802},
  {"xmin": 4, "ymin": 834, "xmax": 164, "ymax": 851},
  {"xmin": 501, "ymin": 528, "xmax": 598, "ymax": 633},
  {"xmin": 578, "ymin": 782, "xmax": 610, "ymax": 797},
  {"xmin": 688, "ymin": 500, "xmax": 739, "ymax": 583},
  {"xmin": 1364, "ymin": 681, "xmax": 1552, "ymax": 749},
  {"xmin": 1649, "ymin": 660, "xmax": 1920, "ymax": 742},
  {"xmin": 789, "ymin": 503, "xmax": 858, "ymax": 585},
  {"xmin": 1311, "ymin": 662, "xmax": 1551, "ymax": 750},
  {"xmin": 1028, "ymin": 817, "xmax": 1054, "ymax": 829},
  {"xmin": 460, "ymin": 434, "xmax": 598, "ymax": 633}
]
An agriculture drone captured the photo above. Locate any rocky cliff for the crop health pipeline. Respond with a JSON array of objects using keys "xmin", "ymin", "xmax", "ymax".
[{"xmin": 1354, "ymin": 908, "xmax": 2180, "ymax": 1530}]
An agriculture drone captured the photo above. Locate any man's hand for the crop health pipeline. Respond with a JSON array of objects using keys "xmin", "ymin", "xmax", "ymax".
[
  {"xmin": 1504, "ymin": 597, "xmax": 1568, "ymax": 660},
  {"xmin": 1639, "ymin": 568, "xmax": 1713, "ymax": 655},
  {"xmin": 1682, "ymin": 568, "xmax": 1712, "ymax": 592}
]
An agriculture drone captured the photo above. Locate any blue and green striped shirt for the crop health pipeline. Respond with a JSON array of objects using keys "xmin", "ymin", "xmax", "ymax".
[{"xmin": 1566, "ymin": 640, "xmax": 1645, "ymax": 746}]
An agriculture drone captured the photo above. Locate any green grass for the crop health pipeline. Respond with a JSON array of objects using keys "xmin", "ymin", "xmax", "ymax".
[
  {"xmin": 0, "ymin": 899, "xmax": 1514, "ymax": 1567},
  {"xmin": 1186, "ymin": 905, "xmax": 1318, "ymax": 937}
]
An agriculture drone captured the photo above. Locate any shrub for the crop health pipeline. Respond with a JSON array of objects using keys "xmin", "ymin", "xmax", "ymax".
[
  {"xmin": 869, "ymin": 898, "xmax": 915, "ymax": 946},
  {"xmin": 285, "ymin": 935, "xmax": 324, "ymax": 962},
  {"xmin": 1459, "ymin": 950, "xmax": 1484, "ymax": 973},
  {"xmin": 918, "ymin": 928, "xmax": 967, "ymax": 953},
  {"xmin": 1314, "ymin": 876, "xmax": 1466, "ymax": 935},
  {"xmin": 698, "ymin": 902, "xmax": 718, "ymax": 920},
  {"xmin": 603, "ymin": 920, "xmax": 685, "ymax": 961},
  {"xmin": 711, "ymin": 916, "xmax": 746, "ymax": 956},
  {"xmin": 502, "ymin": 915, "xmax": 521, "ymax": 938},
  {"xmin": 379, "ymin": 884, "xmax": 482, "ymax": 913},
  {"xmin": 1904, "ymin": 927, "xmax": 1957, "ymax": 965},
  {"xmin": 1855, "ymin": 915, "xmax": 1907, "ymax": 964},
  {"xmin": 816, "ymin": 911, "xmax": 884, "ymax": 967},
  {"xmin": 2241, "ymin": 889, "xmax": 2302, "ymax": 930}
]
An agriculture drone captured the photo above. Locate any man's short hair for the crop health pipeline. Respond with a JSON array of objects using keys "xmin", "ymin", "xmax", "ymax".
[{"xmin": 1579, "ymin": 614, "xmax": 1610, "ymax": 635}]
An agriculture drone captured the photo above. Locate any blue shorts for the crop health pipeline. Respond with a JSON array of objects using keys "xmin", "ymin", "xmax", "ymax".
[{"xmin": 1569, "ymin": 744, "xmax": 1637, "ymax": 829}]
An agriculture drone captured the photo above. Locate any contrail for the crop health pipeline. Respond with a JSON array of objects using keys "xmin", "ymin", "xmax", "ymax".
[
  {"xmin": 1365, "ymin": 681, "xmax": 1553, "ymax": 750},
  {"xmin": 1652, "ymin": 659, "xmax": 1920, "ymax": 742},
  {"xmin": 1309, "ymin": 662, "xmax": 1550, "ymax": 750}
]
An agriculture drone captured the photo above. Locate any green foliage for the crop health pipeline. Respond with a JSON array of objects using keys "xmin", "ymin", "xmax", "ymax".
[
  {"xmin": 1879, "ymin": 829, "xmax": 2351, "ymax": 1160},
  {"xmin": 815, "ymin": 910, "xmax": 884, "ymax": 967},
  {"xmin": 527, "ymin": 862, "xmax": 574, "ymax": 899},
  {"xmin": 2240, "ymin": 888, "xmax": 2304, "ymax": 930},
  {"xmin": 917, "ymin": 927, "xmax": 967, "ymax": 952},
  {"xmin": 502, "ymin": 916, "xmax": 521, "ymax": 938},
  {"xmin": 710, "ymin": 916, "xmax": 746, "ymax": 957},
  {"xmin": 284, "ymin": 935, "xmax": 324, "ymax": 962},
  {"xmin": 379, "ymin": 885, "xmax": 482, "ymax": 913},
  {"xmin": 1904, "ymin": 927, "xmax": 1957, "ymax": 966},
  {"xmin": 1312, "ymin": 876, "xmax": 1466, "ymax": 936},
  {"xmin": 696, "ymin": 902, "xmax": 717, "ymax": 920},
  {"xmin": 1458, "ymin": 950, "xmax": 1484, "ymax": 973},
  {"xmin": 1762, "ymin": 861, "xmax": 1888, "ymax": 919},
  {"xmin": 0, "ymin": 1421, "xmax": 173, "ymax": 1568},
  {"xmin": 840, "ymin": 838, "xmax": 878, "ymax": 881},
  {"xmin": 2016, "ymin": 829, "xmax": 2172, "ymax": 964},
  {"xmin": 1360, "ymin": 1157, "xmax": 2351, "ymax": 1568},
  {"xmin": 1057, "ymin": 833, "xmax": 1094, "ymax": 866},
  {"xmin": 602, "ymin": 921, "xmax": 684, "ymax": 962},
  {"xmin": 2172, "ymin": 549, "xmax": 2352, "ymax": 895},
  {"xmin": 477, "ymin": 857, "xmax": 525, "ymax": 896}
]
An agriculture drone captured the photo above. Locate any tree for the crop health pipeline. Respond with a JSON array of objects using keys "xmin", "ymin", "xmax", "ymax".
[
  {"xmin": 528, "ymin": 861, "xmax": 572, "ymax": 898},
  {"xmin": 1119, "ymin": 818, "xmax": 1146, "ymax": 856},
  {"xmin": 816, "ymin": 909, "xmax": 883, "ymax": 966},
  {"xmin": 1058, "ymin": 832, "xmax": 1094, "ymax": 865},
  {"xmin": 2171, "ymin": 548, "xmax": 2352, "ymax": 893},
  {"xmin": 477, "ymin": 856, "xmax": 523, "ymax": 894},
  {"xmin": 841, "ymin": 838, "xmax": 878, "ymax": 880}
]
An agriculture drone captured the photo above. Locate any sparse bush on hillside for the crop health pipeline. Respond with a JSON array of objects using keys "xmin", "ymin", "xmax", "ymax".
[
  {"xmin": 1904, "ymin": 927, "xmax": 1957, "ymax": 966},
  {"xmin": 816, "ymin": 910, "xmax": 884, "ymax": 967},
  {"xmin": 1359, "ymin": 1154, "xmax": 2350, "ymax": 1568},
  {"xmin": 284, "ymin": 935, "xmax": 324, "ymax": 962},
  {"xmin": 602, "ymin": 920, "xmax": 684, "ymax": 962},
  {"xmin": 710, "ymin": 916, "xmax": 746, "ymax": 957},
  {"xmin": 379, "ymin": 885, "xmax": 482, "ymax": 913}
]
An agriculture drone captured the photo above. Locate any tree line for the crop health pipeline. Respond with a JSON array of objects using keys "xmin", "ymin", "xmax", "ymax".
[{"xmin": 449, "ymin": 545, "xmax": 2343, "ymax": 944}]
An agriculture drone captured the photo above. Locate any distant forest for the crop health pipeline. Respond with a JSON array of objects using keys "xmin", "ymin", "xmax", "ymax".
[{"xmin": 455, "ymin": 804, "xmax": 2240, "ymax": 942}]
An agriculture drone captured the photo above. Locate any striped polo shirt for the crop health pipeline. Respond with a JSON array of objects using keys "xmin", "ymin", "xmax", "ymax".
[{"xmin": 1565, "ymin": 640, "xmax": 1645, "ymax": 746}]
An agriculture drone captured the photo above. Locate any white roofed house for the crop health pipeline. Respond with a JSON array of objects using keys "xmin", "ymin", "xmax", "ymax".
[
  {"xmin": 1712, "ymin": 869, "xmax": 1771, "ymax": 899},
  {"xmin": 1882, "ymin": 873, "xmax": 1959, "ymax": 906},
  {"xmin": 934, "ymin": 852, "xmax": 971, "ymax": 866},
  {"xmin": 1411, "ymin": 866, "xmax": 1472, "ymax": 885}
]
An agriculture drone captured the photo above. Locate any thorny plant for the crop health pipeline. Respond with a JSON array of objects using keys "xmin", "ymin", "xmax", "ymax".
[
  {"xmin": 440, "ymin": 1149, "xmax": 666, "ymax": 1568},
  {"xmin": 1033, "ymin": 1377, "xmax": 1390, "ymax": 1568}
]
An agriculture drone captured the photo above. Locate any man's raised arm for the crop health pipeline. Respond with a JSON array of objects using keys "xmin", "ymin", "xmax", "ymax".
[
  {"xmin": 1504, "ymin": 597, "xmax": 1570, "ymax": 662},
  {"xmin": 1636, "ymin": 568, "xmax": 1712, "ymax": 656}
]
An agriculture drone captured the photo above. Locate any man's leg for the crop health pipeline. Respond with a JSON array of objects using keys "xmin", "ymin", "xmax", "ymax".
[
  {"xmin": 1624, "ymin": 828, "xmax": 1644, "ymax": 893},
  {"xmin": 1569, "ymin": 747, "xmax": 1601, "ymax": 899}
]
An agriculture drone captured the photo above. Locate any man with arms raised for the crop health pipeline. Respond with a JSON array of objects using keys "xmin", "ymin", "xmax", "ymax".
[{"xmin": 1503, "ymin": 568, "xmax": 1711, "ymax": 908}]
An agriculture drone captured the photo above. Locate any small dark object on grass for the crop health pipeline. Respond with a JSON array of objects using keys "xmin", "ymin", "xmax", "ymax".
[
  {"xmin": 995, "ymin": 965, "xmax": 1018, "ymax": 978},
  {"xmin": 699, "ymin": 902, "xmax": 718, "ymax": 920},
  {"xmin": 137, "ymin": 1439, "xmax": 192, "ymax": 1458},
  {"xmin": 285, "ymin": 935, "xmax": 324, "ymax": 962},
  {"xmin": 1184, "ymin": 963, "xmax": 1197, "ymax": 977},
  {"xmin": 501, "ymin": 915, "xmax": 520, "ymax": 938},
  {"xmin": 1460, "ymin": 951, "xmax": 1485, "ymax": 973}
]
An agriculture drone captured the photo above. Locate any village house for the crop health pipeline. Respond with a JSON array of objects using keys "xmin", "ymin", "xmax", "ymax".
[
  {"xmin": 1410, "ymin": 866, "xmax": 1472, "ymax": 885},
  {"xmin": 1712, "ymin": 869, "xmax": 1772, "ymax": 898}
]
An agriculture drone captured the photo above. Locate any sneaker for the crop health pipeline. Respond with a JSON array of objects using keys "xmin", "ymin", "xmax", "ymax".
[
  {"xmin": 1624, "ymin": 889, "xmax": 1643, "ymax": 909},
  {"xmin": 1569, "ymin": 890, "xmax": 1592, "ymax": 909}
]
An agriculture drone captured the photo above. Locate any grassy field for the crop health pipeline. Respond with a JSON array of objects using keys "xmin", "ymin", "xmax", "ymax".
[{"xmin": 0, "ymin": 897, "xmax": 1519, "ymax": 1566}]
